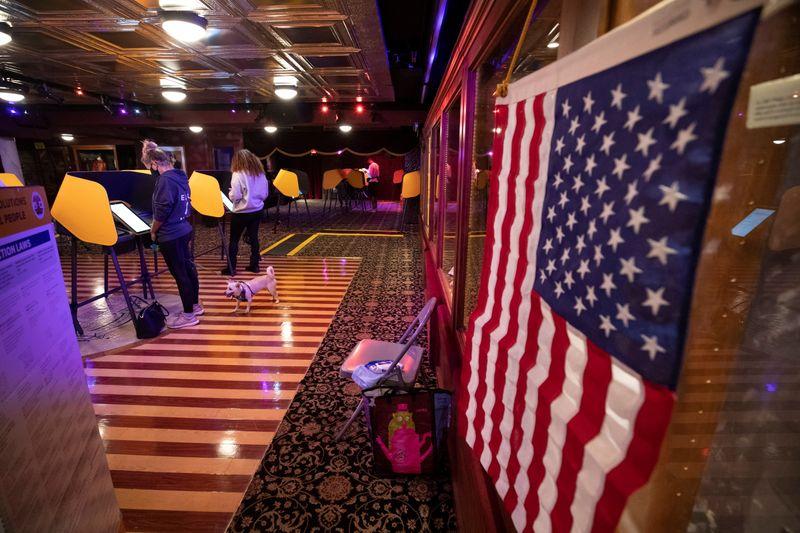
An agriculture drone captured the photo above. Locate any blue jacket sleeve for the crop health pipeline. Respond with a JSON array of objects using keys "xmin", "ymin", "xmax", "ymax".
[{"xmin": 152, "ymin": 177, "xmax": 175, "ymax": 222}]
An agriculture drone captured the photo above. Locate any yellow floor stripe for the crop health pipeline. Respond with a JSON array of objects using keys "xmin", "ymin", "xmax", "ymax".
[
  {"xmin": 106, "ymin": 455, "xmax": 260, "ymax": 475},
  {"xmin": 259, "ymin": 233, "xmax": 296, "ymax": 255},
  {"xmin": 286, "ymin": 233, "xmax": 321, "ymax": 256},
  {"xmin": 90, "ymin": 384, "xmax": 295, "ymax": 400},
  {"xmin": 115, "ymin": 489, "xmax": 248, "ymax": 513},
  {"xmin": 87, "ymin": 368, "xmax": 308, "ymax": 382},
  {"xmin": 93, "ymin": 404, "xmax": 289, "ymax": 420},
  {"xmin": 96, "ymin": 355, "xmax": 313, "ymax": 367},
  {"xmin": 99, "ymin": 427, "xmax": 273, "ymax": 446}
]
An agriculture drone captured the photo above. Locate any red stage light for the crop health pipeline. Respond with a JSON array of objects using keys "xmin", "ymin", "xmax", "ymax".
[
  {"xmin": 355, "ymin": 103, "xmax": 364, "ymax": 114},
  {"xmin": 356, "ymin": 96, "xmax": 363, "ymax": 103},
  {"xmin": 321, "ymin": 96, "xmax": 328, "ymax": 103},
  {"xmin": 321, "ymin": 104, "xmax": 329, "ymax": 113},
  {"xmin": 311, "ymin": 149, "xmax": 317, "ymax": 155}
]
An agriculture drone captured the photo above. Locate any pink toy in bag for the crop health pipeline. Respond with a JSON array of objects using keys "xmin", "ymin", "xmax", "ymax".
[{"xmin": 364, "ymin": 388, "xmax": 452, "ymax": 476}]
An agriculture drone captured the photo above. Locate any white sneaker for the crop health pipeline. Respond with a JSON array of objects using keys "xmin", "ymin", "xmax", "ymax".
[
  {"xmin": 167, "ymin": 312, "xmax": 199, "ymax": 329},
  {"xmin": 192, "ymin": 303, "xmax": 204, "ymax": 316}
]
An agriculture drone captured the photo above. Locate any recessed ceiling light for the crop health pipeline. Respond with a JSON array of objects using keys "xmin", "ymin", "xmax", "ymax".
[
  {"xmin": 0, "ymin": 22, "xmax": 12, "ymax": 47},
  {"xmin": 0, "ymin": 81, "xmax": 26, "ymax": 103},
  {"xmin": 338, "ymin": 124, "xmax": 352, "ymax": 133},
  {"xmin": 61, "ymin": 133, "xmax": 74, "ymax": 142},
  {"xmin": 161, "ymin": 88, "xmax": 187, "ymax": 102},
  {"xmin": 189, "ymin": 125, "xmax": 203, "ymax": 133},
  {"xmin": 264, "ymin": 125, "xmax": 277, "ymax": 133},
  {"xmin": 547, "ymin": 41, "xmax": 559, "ymax": 49},
  {"xmin": 161, "ymin": 11, "xmax": 208, "ymax": 43},
  {"xmin": 273, "ymin": 75, "xmax": 298, "ymax": 100},
  {"xmin": 772, "ymin": 138, "xmax": 786, "ymax": 145}
]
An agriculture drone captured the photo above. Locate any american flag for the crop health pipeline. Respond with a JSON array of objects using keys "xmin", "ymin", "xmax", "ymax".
[{"xmin": 458, "ymin": 6, "xmax": 759, "ymax": 532}]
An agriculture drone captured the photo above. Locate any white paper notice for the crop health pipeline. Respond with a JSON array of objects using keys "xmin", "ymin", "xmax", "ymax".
[
  {"xmin": 0, "ymin": 187, "xmax": 120, "ymax": 532},
  {"xmin": 747, "ymin": 74, "xmax": 800, "ymax": 129}
]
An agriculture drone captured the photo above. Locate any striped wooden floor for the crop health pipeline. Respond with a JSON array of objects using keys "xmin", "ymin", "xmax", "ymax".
[{"xmin": 62, "ymin": 251, "xmax": 360, "ymax": 531}]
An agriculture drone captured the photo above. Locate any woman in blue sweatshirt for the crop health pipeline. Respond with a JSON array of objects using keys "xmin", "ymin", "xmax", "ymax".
[{"xmin": 142, "ymin": 141, "xmax": 201, "ymax": 329}]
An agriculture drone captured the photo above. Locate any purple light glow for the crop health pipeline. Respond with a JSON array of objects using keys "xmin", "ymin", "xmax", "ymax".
[
  {"xmin": 120, "ymin": 108, "xmax": 128, "ymax": 115},
  {"xmin": 8, "ymin": 107, "xmax": 18, "ymax": 115},
  {"xmin": 422, "ymin": 0, "xmax": 448, "ymax": 89},
  {"xmin": 765, "ymin": 383, "xmax": 777, "ymax": 393}
]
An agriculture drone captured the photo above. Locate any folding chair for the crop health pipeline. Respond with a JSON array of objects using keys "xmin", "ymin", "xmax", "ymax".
[{"xmin": 335, "ymin": 297, "xmax": 438, "ymax": 440}]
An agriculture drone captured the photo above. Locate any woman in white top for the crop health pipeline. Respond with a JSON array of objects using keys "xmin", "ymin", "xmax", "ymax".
[{"xmin": 222, "ymin": 149, "xmax": 268, "ymax": 275}]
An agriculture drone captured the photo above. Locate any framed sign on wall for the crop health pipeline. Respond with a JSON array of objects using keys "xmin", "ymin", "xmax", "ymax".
[{"xmin": 72, "ymin": 145, "xmax": 118, "ymax": 171}]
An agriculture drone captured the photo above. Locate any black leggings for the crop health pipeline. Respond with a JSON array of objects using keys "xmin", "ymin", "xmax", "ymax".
[
  {"xmin": 229, "ymin": 211, "xmax": 262, "ymax": 271},
  {"xmin": 368, "ymin": 182, "xmax": 379, "ymax": 208},
  {"xmin": 160, "ymin": 232, "xmax": 200, "ymax": 313}
]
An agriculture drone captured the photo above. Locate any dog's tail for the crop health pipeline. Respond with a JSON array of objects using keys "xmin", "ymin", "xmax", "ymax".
[{"xmin": 267, "ymin": 265, "xmax": 275, "ymax": 276}]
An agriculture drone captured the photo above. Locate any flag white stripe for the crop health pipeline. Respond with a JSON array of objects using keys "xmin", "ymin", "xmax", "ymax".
[
  {"xmin": 569, "ymin": 358, "xmax": 646, "ymax": 533},
  {"xmin": 511, "ymin": 298, "xmax": 555, "ymax": 531},
  {"xmin": 496, "ymin": 91, "xmax": 557, "ymax": 497},
  {"xmin": 479, "ymin": 97, "xmax": 536, "ymax": 472},
  {"xmin": 532, "ymin": 323, "xmax": 589, "ymax": 533},
  {"xmin": 465, "ymin": 105, "xmax": 518, "ymax": 447}
]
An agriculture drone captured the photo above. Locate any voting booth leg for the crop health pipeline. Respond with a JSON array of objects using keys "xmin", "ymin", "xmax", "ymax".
[
  {"xmin": 136, "ymin": 238, "xmax": 155, "ymax": 299},
  {"xmin": 108, "ymin": 247, "xmax": 138, "ymax": 325},
  {"xmin": 218, "ymin": 222, "xmax": 234, "ymax": 273},
  {"xmin": 103, "ymin": 254, "xmax": 109, "ymax": 295},
  {"xmin": 303, "ymin": 195, "xmax": 309, "ymax": 215},
  {"xmin": 70, "ymin": 236, "xmax": 84, "ymax": 336}
]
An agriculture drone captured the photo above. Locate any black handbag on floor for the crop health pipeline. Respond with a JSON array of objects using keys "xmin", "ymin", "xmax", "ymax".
[{"xmin": 132, "ymin": 297, "xmax": 169, "ymax": 339}]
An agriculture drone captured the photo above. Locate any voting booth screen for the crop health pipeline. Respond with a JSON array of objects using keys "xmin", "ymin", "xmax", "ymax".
[
  {"xmin": 221, "ymin": 191, "xmax": 234, "ymax": 212},
  {"xmin": 110, "ymin": 202, "xmax": 151, "ymax": 234}
]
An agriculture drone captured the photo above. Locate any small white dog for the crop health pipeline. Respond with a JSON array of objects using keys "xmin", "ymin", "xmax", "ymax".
[{"xmin": 224, "ymin": 266, "xmax": 279, "ymax": 313}]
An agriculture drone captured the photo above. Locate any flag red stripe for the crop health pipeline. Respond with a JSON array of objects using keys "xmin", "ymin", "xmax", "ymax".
[
  {"xmin": 486, "ymin": 94, "xmax": 547, "ymax": 481},
  {"xmin": 550, "ymin": 342, "xmax": 613, "ymax": 530},
  {"xmin": 522, "ymin": 308, "xmax": 571, "ymax": 528},
  {"xmin": 457, "ymin": 104, "xmax": 509, "ymax": 437},
  {"xmin": 502, "ymin": 293, "xmax": 545, "ymax": 514},
  {"xmin": 590, "ymin": 383, "xmax": 675, "ymax": 532},
  {"xmin": 472, "ymin": 99, "xmax": 528, "ymax": 460}
]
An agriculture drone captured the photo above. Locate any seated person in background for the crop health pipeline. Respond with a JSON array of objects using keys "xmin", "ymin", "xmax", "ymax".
[
  {"xmin": 142, "ymin": 141, "xmax": 202, "ymax": 329},
  {"xmin": 91, "ymin": 157, "xmax": 107, "ymax": 172},
  {"xmin": 222, "ymin": 149, "xmax": 268, "ymax": 275}
]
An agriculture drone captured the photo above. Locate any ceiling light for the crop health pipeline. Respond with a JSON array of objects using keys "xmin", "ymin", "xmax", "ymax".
[
  {"xmin": 75, "ymin": 86, "xmax": 84, "ymax": 96},
  {"xmin": 274, "ymin": 75, "xmax": 298, "ymax": 100},
  {"xmin": 338, "ymin": 124, "xmax": 352, "ymax": 133},
  {"xmin": 772, "ymin": 138, "xmax": 786, "ymax": 145},
  {"xmin": 547, "ymin": 41, "xmax": 559, "ymax": 49},
  {"xmin": 161, "ymin": 11, "xmax": 208, "ymax": 43},
  {"xmin": 321, "ymin": 96, "xmax": 328, "ymax": 103},
  {"xmin": 355, "ymin": 103, "xmax": 364, "ymax": 114},
  {"xmin": 61, "ymin": 133, "xmax": 74, "ymax": 142},
  {"xmin": 0, "ymin": 81, "xmax": 26, "ymax": 103},
  {"xmin": 321, "ymin": 104, "xmax": 329, "ymax": 113},
  {"xmin": 275, "ymin": 87, "xmax": 297, "ymax": 100},
  {"xmin": 161, "ymin": 88, "xmax": 187, "ymax": 102},
  {"xmin": 356, "ymin": 96, "xmax": 363, "ymax": 103},
  {"xmin": 189, "ymin": 125, "xmax": 203, "ymax": 133},
  {"xmin": 0, "ymin": 22, "xmax": 11, "ymax": 47},
  {"xmin": 264, "ymin": 125, "xmax": 277, "ymax": 133}
]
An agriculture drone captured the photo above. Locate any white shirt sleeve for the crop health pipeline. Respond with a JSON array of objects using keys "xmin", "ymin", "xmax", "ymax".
[{"xmin": 229, "ymin": 171, "xmax": 244, "ymax": 203}]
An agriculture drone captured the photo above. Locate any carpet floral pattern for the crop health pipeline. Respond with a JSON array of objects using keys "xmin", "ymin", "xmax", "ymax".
[{"xmin": 226, "ymin": 204, "xmax": 456, "ymax": 532}]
